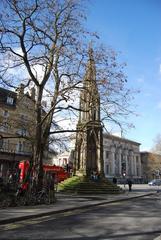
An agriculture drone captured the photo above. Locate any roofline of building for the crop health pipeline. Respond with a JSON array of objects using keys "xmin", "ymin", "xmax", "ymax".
[
  {"xmin": 103, "ymin": 133, "xmax": 141, "ymax": 146},
  {"xmin": 140, "ymin": 151, "xmax": 161, "ymax": 157},
  {"xmin": 0, "ymin": 87, "xmax": 16, "ymax": 96},
  {"xmin": 0, "ymin": 86, "xmax": 36, "ymax": 103}
]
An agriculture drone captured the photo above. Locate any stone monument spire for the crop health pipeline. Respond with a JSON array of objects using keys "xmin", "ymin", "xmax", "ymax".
[
  {"xmin": 74, "ymin": 47, "xmax": 104, "ymax": 177},
  {"xmin": 79, "ymin": 47, "xmax": 100, "ymax": 123}
]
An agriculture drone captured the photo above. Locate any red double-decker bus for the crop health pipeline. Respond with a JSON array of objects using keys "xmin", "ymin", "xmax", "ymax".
[
  {"xmin": 18, "ymin": 161, "xmax": 69, "ymax": 184},
  {"xmin": 43, "ymin": 164, "xmax": 69, "ymax": 183}
]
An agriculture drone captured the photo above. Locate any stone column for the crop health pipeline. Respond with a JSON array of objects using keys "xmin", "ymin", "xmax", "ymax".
[
  {"xmin": 125, "ymin": 155, "xmax": 128, "ymax": 176},
  {"xmin": 123, "ymin": 150, "xmax": 128, "ymax": 176},
  {"xmin": 129, "ymin": 151, "xmax": 134, "ymax": 176},
  {"xmin": 111, "ymin": 149, "xmax": 115, "ymax": 176},
  {"xmin": 104, "ymin": 146, "xmax": 110, "ymax": 176},
  {"xmin": 118, "ymin": 149, "xmax": 122, "ymax": 176},
  {"xmin": 138, "ymin": 156, "xmax": 142, "ymax": 177},
  {"xmin": 133, "ymin": 155, "xmax": 136, "ymax": 176}
]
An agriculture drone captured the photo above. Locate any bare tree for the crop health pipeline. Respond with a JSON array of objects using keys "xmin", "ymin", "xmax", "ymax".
[
  {"xmin": 91, "ymin": 45, "xmax": 138, "ymax": 134},
  {"xmin": 0, "ymin": 0, "xmax": 89, "ymax": 190},
  {"xmin": 0, "ymin": 0, "xmax": 137, "ymax": 190}
]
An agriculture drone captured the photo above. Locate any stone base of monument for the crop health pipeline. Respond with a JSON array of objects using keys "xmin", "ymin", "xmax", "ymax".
[{"xmin": 58, "ymin": 176, "xmax": 123, "ymax": 194}]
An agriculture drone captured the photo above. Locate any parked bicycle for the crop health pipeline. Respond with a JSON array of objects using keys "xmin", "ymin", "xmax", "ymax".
[{"xmin": 28, "ymin": 187, "xmax": 50, "ymax": 205}]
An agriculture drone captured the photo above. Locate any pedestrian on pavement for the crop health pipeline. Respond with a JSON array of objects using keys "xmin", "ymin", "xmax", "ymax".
[
  {"xmin": 127, "ymin": 179, "xmax": 132, "ymax": 191},
  {"xmin": 112, "ymin": 177, "xmax": 117, "ymax": 184}
]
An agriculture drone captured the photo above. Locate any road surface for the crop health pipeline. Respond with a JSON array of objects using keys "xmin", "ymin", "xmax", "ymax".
[{"xmin": 0, "ymin": 192, "xmax": 161, "ymax": 240}]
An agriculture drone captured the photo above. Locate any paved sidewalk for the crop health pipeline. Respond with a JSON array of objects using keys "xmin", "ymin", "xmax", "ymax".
[
  {"xmin": 0, "ymin": 188, "xmax": 156, "ymax": 225},
  {"xmin": 154, "ymin": 236, "xmax": 161, "ymax": 240}
]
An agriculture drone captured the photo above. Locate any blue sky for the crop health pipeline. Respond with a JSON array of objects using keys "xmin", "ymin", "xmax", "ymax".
[{"xmin": 85, "ymin": 0, "xmax": 161, "ymax": 151}]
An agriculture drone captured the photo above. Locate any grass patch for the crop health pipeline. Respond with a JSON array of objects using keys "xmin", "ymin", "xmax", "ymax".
[{"xmin": 58, "ymin": 176, "xmax": 83, "ymax": 191}]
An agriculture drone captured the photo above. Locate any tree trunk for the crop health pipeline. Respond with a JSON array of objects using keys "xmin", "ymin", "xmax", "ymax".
[{"xmin": 33, "ymin": 85, "xmax": 44, "ymax": 191}]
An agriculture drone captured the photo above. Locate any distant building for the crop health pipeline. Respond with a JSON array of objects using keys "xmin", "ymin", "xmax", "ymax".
[
  {"xmin": 53, "ymin": 134, "xmax": 142, "ymax": 182},
  {"xmin": 141, "ymin": 151, "xmax": 161, "ymax": 181},
  {"xmin": 103, "ymin": 134, "xmax": 141, "ymax": 181},
  {"xmin": 52, "ymin": 151, "xmax": 74, "ymax": 166},
  {"xmin": 52, "ymin": 151, "xmax": 69, "ymax": 166}
]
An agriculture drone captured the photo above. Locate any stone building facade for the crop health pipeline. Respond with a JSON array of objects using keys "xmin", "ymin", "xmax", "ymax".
[
  {"xmin": 0, "ymin": 84, "xmax": 36, "ymax": 179},
  {"xmin": 53, "ymin": 134, "xmax": 142, "ymax": 182},
  {"xmin": 103, "ymin": 134, "xmax": 142, "ymax": 181}
]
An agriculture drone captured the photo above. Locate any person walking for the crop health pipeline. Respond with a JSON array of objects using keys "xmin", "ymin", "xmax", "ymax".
[
  {"xmin": 127, "ymin": 179, "xmax": 132, "ymax": 191},
  {"xmin": 112, "ymin": 177, "xmax": 117, "ymax": 184}
]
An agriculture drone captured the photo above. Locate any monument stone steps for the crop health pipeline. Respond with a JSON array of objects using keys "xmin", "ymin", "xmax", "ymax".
[{"xmin": 58, "ymin": 177, "xmax": 122, "ymax": 194}]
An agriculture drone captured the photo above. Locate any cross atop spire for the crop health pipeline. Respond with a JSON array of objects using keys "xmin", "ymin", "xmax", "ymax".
[
  {"xmin": 84, "ymin": 46, "xmax": 96, "ymax": 85},
  {"xmin": 88, "ymin": 47, "xmax": 94, "ymax": 61}
]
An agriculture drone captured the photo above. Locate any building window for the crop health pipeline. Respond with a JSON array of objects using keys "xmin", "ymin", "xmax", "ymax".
[
  {"xmin": 106, "ymin": 151, "xmax": 109, "ymax": 159},
  {"xmin": 121, "ymin": 162, "xmax": 126, "ymax": 175},
  {"xmin": 17, "ymin": 128, "xmax": 28, "ymax": 136},
  {"xmin": 3, "ymin": 110, "xmax": 9, "ymax": 118},
  {"xmin": 0, "ymin": 122, "xmax": 9, "ymax": 133},
  {"xmin": 16, "ymin": 141, "xmax": 23, "ymax": 152},
  {"xmin": 1, "ymin": 139, "xmax": 9, "ymax": 151},
  {"xmin": 7, "ymin": 96, "xmax": 14, "ymax": 105},
  {"xmin": 136, "ymin": 167, "xmax": 139, "ymax": 176},
  {"xmin": 106, "ymin": 164, "xmax": 109, "ymax": 174}
]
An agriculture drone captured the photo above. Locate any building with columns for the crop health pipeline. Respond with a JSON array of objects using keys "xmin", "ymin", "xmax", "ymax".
[
  {"xmin": 52, "ymin": 134, "xmax": 142, "ymax": 182},
  {"xmin": 103, "ymin": 134, "xmax": 142, "ymax": 181}
]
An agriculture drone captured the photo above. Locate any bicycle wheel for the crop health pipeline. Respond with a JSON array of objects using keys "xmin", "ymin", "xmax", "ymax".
[{"xmin": 44, "ymin": 193, "xmax": 50, "ymax": 204}]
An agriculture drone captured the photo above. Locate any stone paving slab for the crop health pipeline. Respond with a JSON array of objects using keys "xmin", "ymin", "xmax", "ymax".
[{"xmin": 154, "ymin": 236, "xmax": 161, "ymax": 240}]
